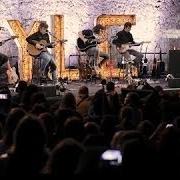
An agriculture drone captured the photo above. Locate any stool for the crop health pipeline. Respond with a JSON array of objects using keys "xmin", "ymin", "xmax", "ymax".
[
  {"xmin": 118, "ymin": 53, "xmax": 134, "ymax": 84},
  {"xmin": 125, "ymin": 61, "xmax": 134, "ymax": 85},
  {"xmin": 75, "ymin": 46, "xmax": 96, "ymax": 82}
]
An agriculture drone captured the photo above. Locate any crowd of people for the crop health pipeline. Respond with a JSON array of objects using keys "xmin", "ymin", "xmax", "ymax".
[{"xmin": 0, "ymin": 80, "xmax": 179, "ymax": 178}]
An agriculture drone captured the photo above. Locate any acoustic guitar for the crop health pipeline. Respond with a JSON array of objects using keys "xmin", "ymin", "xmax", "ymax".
[
  {"xmin": 77, "ymin": 37, "xmax": 98, "ymax": 52},
  {"xmin": 0, "ymin": 36, "xmax": 18, "ymax": 46},
  {"xmin": 27, "ymin": 39, "xmax": 67, "ymax": 56},
  {"xmin": 117, "ymin": 41, "xmax": 151, "ymax": 53},
  {"xmin": 0, "ymin": 36, "xmax": 19, "ymax": 84},
  {"xmin": 156, "ymin": 46, "xmax": 165, "ymax": 77},
  {"xmin": 7, "ymin": 67, "xmax": 19, "ymax": 84},
  {"xmin": 151, "ymin": 46, "xmax": 157, "ymax": 78}
]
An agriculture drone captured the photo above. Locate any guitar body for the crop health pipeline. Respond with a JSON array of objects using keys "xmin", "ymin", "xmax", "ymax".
[
  {"xmin": 7, "ymin": 67, "xmax": 19, "ymax": 84},
  {"xmin": 77, "ymin": 38, "xmax": 97, "ymax": 52},
  {"xmin": 117, "ymin": 44, "xmax": 130, "ymax": 53},
  {"xmin": 27, "ymin": 40, "xmax": 48, "ymax": 56},
  {"xmin": 116, "ymin": 41, "xmax": 151, "ymax": 53}
]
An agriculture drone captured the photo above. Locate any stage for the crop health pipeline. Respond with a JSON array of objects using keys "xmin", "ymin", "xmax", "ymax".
[
  {"xmin": 55, "ymin": 78, "xmax": 179, "ymax": 97},
  {"xmin": 66, "ymin": 79, "xmax": 148, "ymax": 95}
]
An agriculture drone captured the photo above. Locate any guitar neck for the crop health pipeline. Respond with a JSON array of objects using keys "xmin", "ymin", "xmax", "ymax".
[
  {"xmin": 129, "ymin": 43, "xmax": 141, "ymax": 46},
  {"xmin": 45, "ymin": 43, "xmax": 52, "ymax": 47},
  {"xmin": 0, "ymin": 38, "xmax": 11, "ymax": 44},
  {"xmin": 0, "ymin": 37, "xmax": 17, "ymax": 44},
  {"xmin": 45, "ymin": 39, "xmax": 66, "ymax": 47},
  {"xmin": 5, "ymin": 38, "xmax": 11, "ymax": 42},
  {"xmin": 131, "ymin": 41, "xmax": 150, "ymax": 46}
]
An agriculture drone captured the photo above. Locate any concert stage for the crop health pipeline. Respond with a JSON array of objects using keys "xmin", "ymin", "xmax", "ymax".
[{"xmin": 42, "ymin": 78, "xmax": 180, "ymax": 97}]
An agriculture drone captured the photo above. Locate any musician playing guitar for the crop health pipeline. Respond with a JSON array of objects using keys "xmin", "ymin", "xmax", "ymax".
[
  {"xmin": 77, "ymin": 24, "xmax": 109, "ymax": 68},
  {"xmin": 113, "ymin": 22, "xmax": 144, "ymax": 68},
  {"xmin": 0, "ymin": 31, "xmax": 18, "ymax": 85},
  {"xmin": 26, "ymin": 21, "xmax": 58, "ymax": 83},
  {"xmin": 0, "ymin": 34, "xmax": 15, "ymax": 67}
]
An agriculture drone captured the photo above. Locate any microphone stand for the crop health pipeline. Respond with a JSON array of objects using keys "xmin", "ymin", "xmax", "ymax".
[
  {"xmin": 47, "ymin": 31, "xmax": 57, "ymax": 40},
  {"xmin": 47, "ymin": 31, "xmax": 67, "ymax": 44},
  {"xmin": 142, "ymin": 44, "xmax": 149, "ymax": 78},
  {"xmin": 151, "ymin": 45, "xmax": 158, "ymax": 79}
]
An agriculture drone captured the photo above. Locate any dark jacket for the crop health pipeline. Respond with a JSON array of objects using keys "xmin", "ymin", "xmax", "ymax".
[
  {"xmin": 113, "ymin": 30, "xmax": 135, "ymax": 45},
  {"xmin": 26, "ymin": 31, "xmax": 53, "ymax": 48}
]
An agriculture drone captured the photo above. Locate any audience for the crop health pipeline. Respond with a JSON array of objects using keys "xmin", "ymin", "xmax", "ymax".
[{"xmin": 0, "ymin": 81, "xmax": 179, "ymax": 178}]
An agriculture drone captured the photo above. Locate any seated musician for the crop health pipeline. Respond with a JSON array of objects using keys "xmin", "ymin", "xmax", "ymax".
[
  {"xmin": 77, "ymin": 24, "xmax": 109, "ymax": 69},
  {"xmin": 26, "ymin": 21, "xmax": 58, "ymax": 83},
  {"xmin": 113, "ymin": 22, "xmax": 143, "ymax": 67},
  {"xmin": 0, "ymin": 30, "xmax": 18, "ymax": 85},
  {"xmin": 0, "ymin": 52, "xmax": 9, "ymax": 85}
]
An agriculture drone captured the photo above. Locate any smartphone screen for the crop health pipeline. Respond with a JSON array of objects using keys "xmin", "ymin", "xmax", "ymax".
[
  {"xmin": 0, "ymin": 94, "xmax": 8, "ymax": 99},
  {"xmin": 101, "ymin": 149, "xmax": 122, "ymax": 166}
]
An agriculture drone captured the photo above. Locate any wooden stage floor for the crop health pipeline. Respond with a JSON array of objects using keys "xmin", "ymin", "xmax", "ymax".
[{"xmin": 62, "ymin": 78, "xmax": 177, "ymax": 96}]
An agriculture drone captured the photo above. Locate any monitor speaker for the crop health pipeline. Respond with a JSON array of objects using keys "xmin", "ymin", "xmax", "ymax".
[
  {"xmin": 168, "ymin": 78, "xmax": 180, "ymax": 88},
  {"xmin": 38, "ymin": 85, "xmax": 57, "ymax": 97},
  {"xmin": 169, "ymin": 50, "xmax": 180, "ymax": 78}
]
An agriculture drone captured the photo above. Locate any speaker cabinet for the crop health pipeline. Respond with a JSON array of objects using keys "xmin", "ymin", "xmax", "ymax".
[
  {"xmin": 38, "ymin": 85, "xmax": 57, "ymax": 97},
  {"xmin": 168, "ymin": 78, "xmax": 180, "ymax": 88},
  {"xmin": 169, "ymin": 50, "xmax": 180, "ymax": 78}
]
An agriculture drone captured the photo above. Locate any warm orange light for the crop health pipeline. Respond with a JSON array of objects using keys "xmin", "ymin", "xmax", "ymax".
[
  {"xmin": 96, "ymin": 14, "xmax": 138, "ymax": 78},
  {"xmin": 52, "ymin": 15, "xmax": 64, "ymax": 78},
  {"xmin": 7, "ymin": 15, "xmax": 137, "ymax": 81},
  {"xmin": 97, "ymin": 14, "xmax": 136, "ymax": 52},
  {"xmin": 8, "ymin": 17, "xmax": 65, "ymax": 81},
  {"xmin": 7, "ymin": 20, "xmax": 40, "ymax": 81}
]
